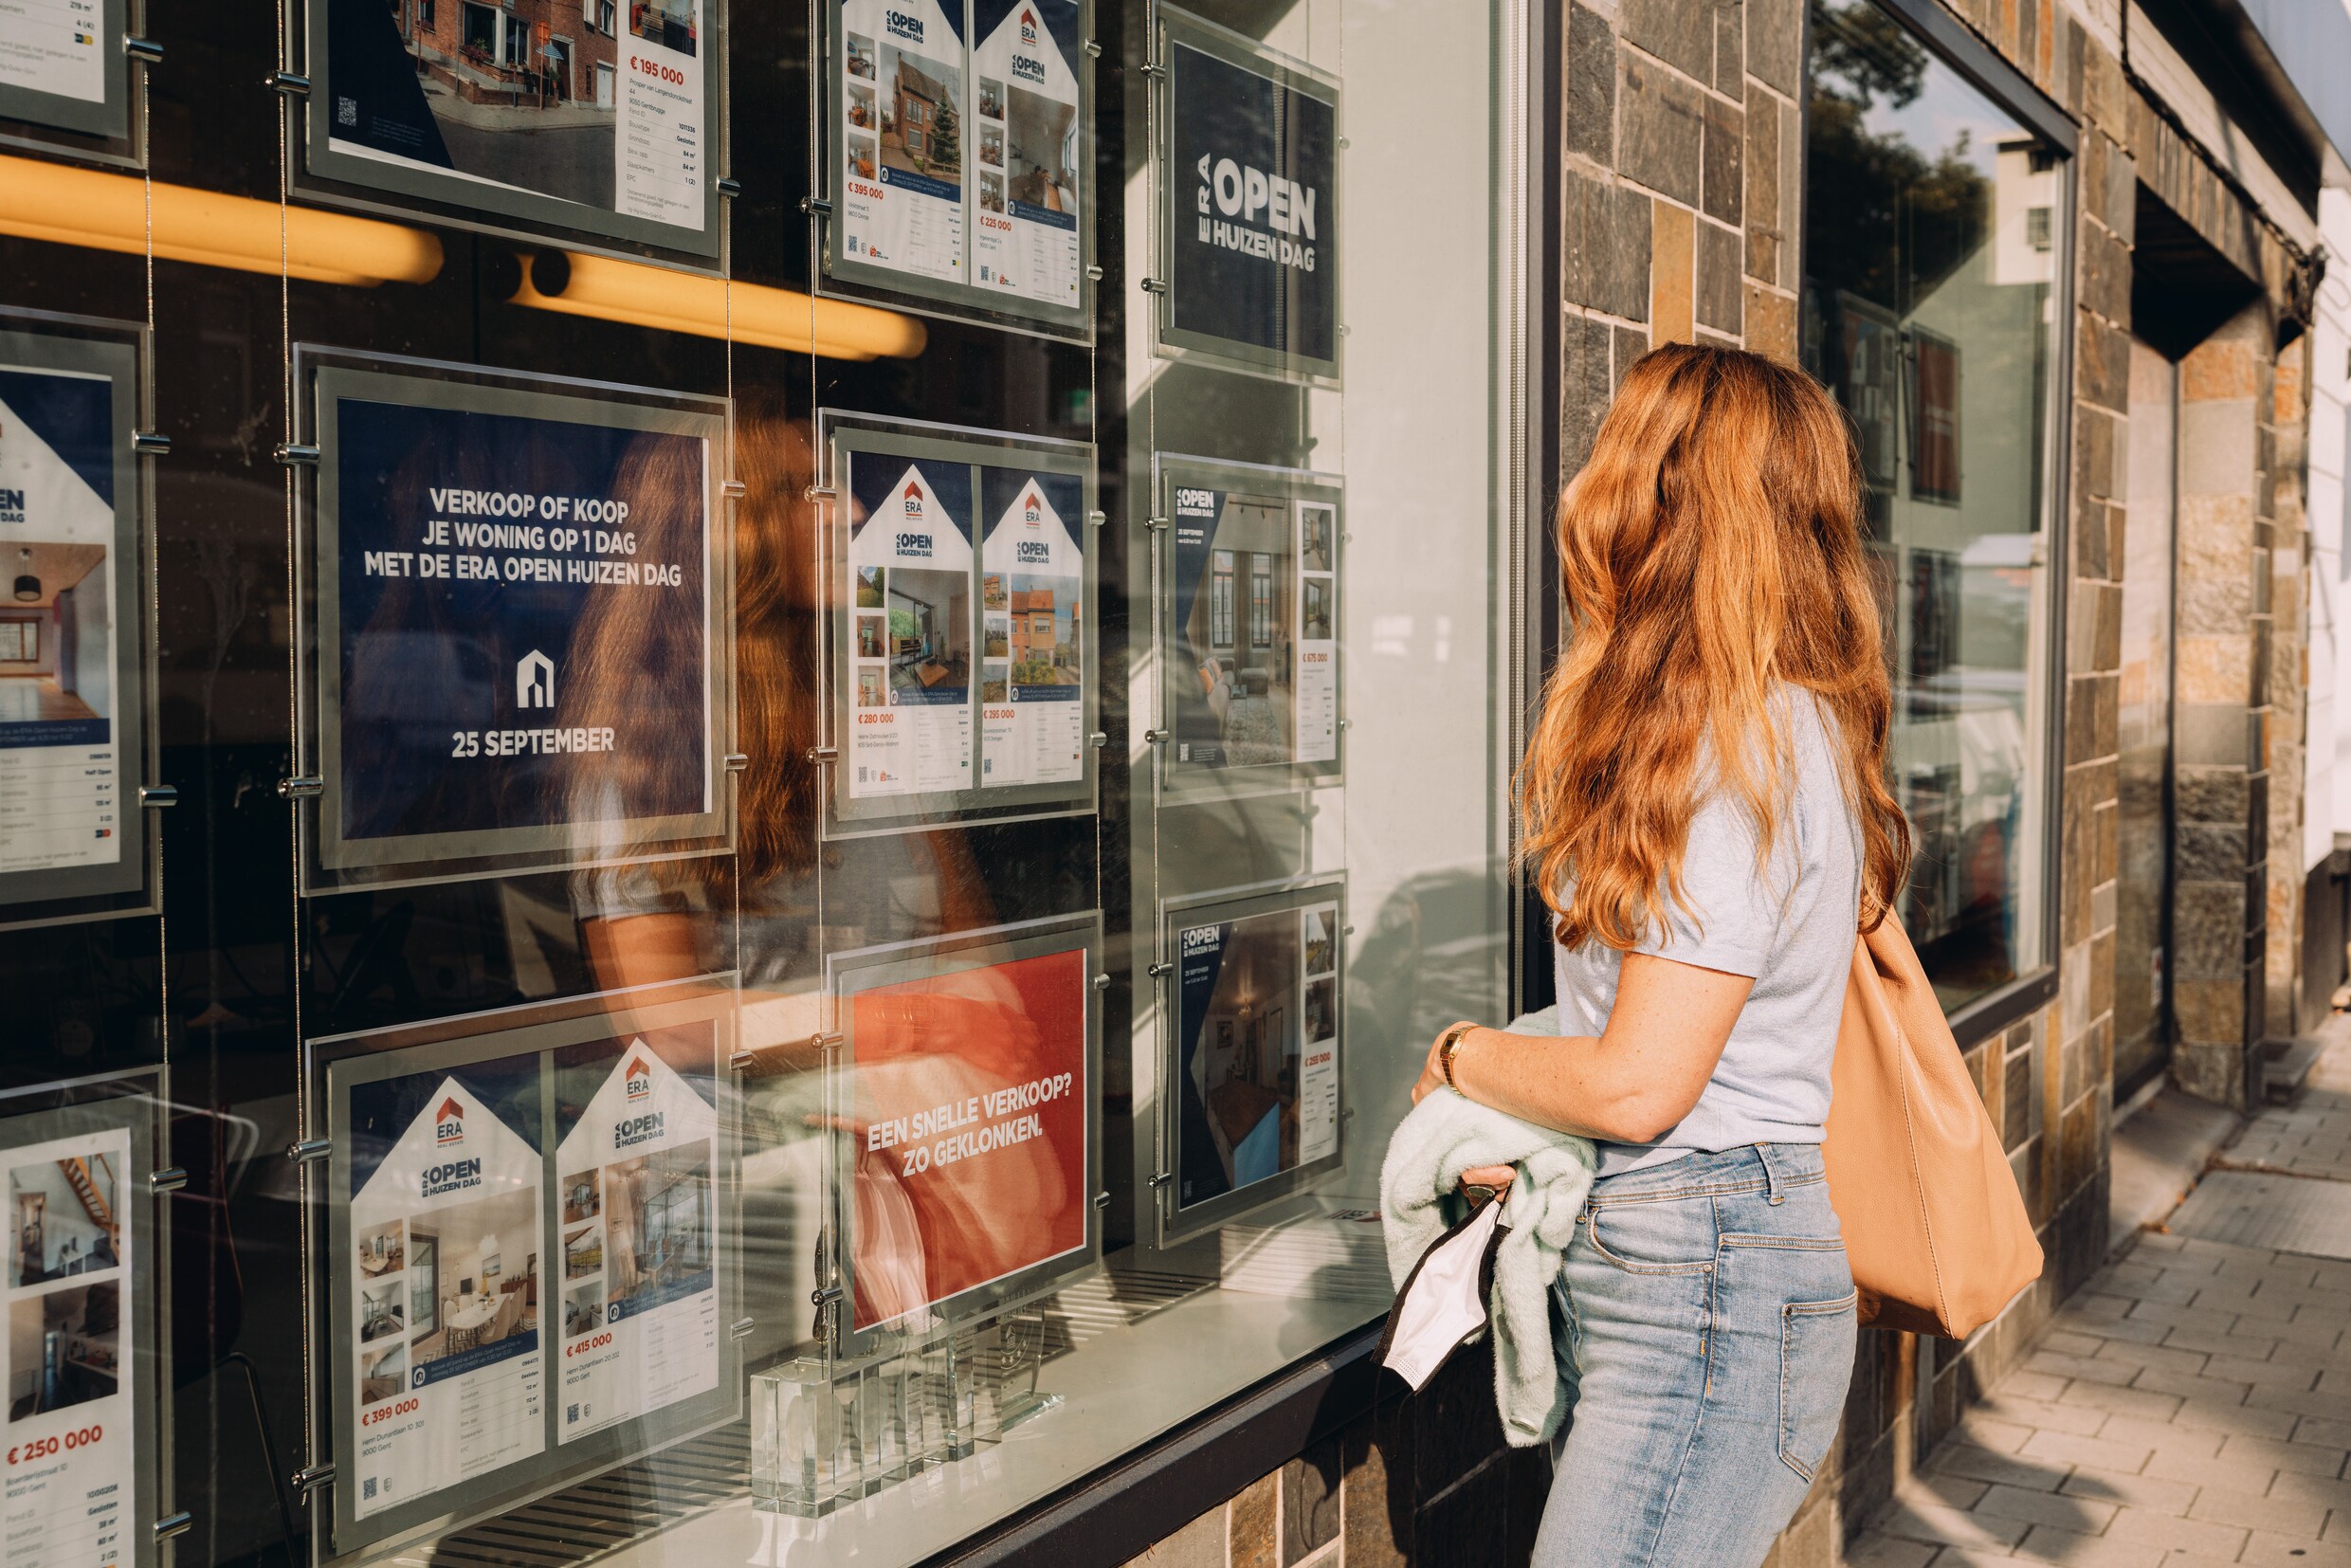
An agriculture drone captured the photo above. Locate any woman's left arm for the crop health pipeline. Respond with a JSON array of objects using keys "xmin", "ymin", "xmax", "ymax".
[{"xmin": 1411, "ymin": 951, "xmax": 1754, "ymax": 1144}]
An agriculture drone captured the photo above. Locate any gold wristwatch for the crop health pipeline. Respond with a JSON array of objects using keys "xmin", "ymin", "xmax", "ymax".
[{"xmin": 1438, "ymin": 1022, "xmax": 1477, "ymax": 1092}]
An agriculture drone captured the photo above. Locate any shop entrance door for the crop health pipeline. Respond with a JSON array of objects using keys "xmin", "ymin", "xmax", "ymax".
[{"xmin": 2116, "ymin": 337, "xmax": 2178, "ymax": 1096}]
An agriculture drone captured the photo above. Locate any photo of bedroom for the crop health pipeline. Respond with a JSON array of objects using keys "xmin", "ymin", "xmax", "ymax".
[
  {"xmin": 0, "ymin": 540, "xmax": 109, "ymax": 735},
  {"xmin": 10, "ymin": 1152, "xmax": 121, "ymax": 1288},
  {"xmin": 404, "ymin": 1187, "xmax": 537, "ymax": 1369},
  {"xmin": 7, "ymin": 1281, "xmax": 118, "ymax": 1420},
  {"xmin": 601, "ymin": 1140, "xmax": 713, "ymax": 1310}
]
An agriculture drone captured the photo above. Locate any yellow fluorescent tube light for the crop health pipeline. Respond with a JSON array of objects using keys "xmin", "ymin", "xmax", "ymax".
[
  {"xmin": 0, "ymin": 153, "xmax": 442, "ymax": 286},
  {"xmin": 511, "ymin": 251, "xmax": 927, "ymax": 362}
]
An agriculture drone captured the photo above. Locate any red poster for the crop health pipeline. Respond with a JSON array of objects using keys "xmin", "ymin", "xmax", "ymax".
[{"xmin": 847, "ymin": 947, "xmax": 1088, "ymax": 1331}]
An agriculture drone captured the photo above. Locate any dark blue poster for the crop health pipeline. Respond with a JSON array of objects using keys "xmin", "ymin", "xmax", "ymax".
[
  {"xmin": 1166, "ymin": 38, "xmax": 1338, "ymax": 368},
  {"xmin": 327, "ymin": 392, "xmax": 715, "ymax": 864}
]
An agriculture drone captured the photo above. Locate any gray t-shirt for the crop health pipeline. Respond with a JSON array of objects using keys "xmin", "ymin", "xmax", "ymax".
[{"xmin": 1551, "ymin": 693, "xmax": 1861, "ymax": 1176}]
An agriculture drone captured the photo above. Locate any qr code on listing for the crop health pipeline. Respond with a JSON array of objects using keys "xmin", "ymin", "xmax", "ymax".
[
  {"xmin": 363, "ymin": 1478, "xmax": 376, "ymax": 1500},
  {"xmin": 567, "ymin": 1403, "xmax": 579, "ymax": 1424}
]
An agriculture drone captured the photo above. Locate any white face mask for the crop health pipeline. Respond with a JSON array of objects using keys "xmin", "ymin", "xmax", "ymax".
[{"xmin": 1377, "ymin": 1197, "xmax": 1504, "ymax": 1392}]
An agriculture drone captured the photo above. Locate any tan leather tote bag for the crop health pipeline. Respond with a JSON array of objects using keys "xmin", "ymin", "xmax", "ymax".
[{"xmin": 1822, "ymin": 913, "xmax": 2043, "ymax": 1338}]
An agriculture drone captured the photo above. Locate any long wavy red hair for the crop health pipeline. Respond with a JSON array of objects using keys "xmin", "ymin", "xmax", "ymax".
[{"xmin": 1519, "ymin": 343, "xmax": 1910, "ymax": 951}]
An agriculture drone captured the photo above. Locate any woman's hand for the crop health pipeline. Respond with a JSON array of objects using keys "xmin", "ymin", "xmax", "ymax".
[{"xmin": 1411, "ymin": 1020, "xmax": 1481, "ymax": 1105}]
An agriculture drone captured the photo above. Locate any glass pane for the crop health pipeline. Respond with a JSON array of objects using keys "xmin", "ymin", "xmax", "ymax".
[{"xmin": 1803, "ymin": 0, "xmax": 2061, "ymax": 1012}]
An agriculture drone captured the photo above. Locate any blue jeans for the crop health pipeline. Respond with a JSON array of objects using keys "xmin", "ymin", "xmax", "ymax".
[{"xmin": 1533, "ymin": 1143, "xmax": 1857, "ymax": 1568}]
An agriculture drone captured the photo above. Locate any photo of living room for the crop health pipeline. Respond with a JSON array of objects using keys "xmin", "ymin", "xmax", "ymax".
[
  {"xmin": 601, "ymin": 1140, "xmax": 714, "ymax": 1311},
  {"xmin": 1176, "ymin": 494, "xmax": 1295, "ymax": 769},
  {"xmin": 1303, "ymin": 577, "xmax": 1332, "ymax": 643},
  {"xmin": 358, "ymin": 1341, "xmax": 406, "ymax": 1405},
  {"xmin": 0, "ymin": 541, "xmax": 110, "ymax": 737},
  {"xmin": 1182, "ymin": 909, "xmax": 1304, "ymax": 1201},
  {"xmin": 884, "ymin": 568, "xmax": 971, "ymax": 700},
  {"xmin": 359, "ymin": 1278, "xmax": 405, "ymax": 1343},
  {"xmin": 357, "ymin": 1220, "xmax": 404, "ymax": 1279},
  {"xmin": 404, "ymin": 1187, "xmax": 537, "ymax": 1370},
  {"xmin": 1301, "ymin": 508, "xmax": 1333, "ymax": 574},
  {"xmin": 7, "ymin": 1281, "xmax": 118, "ymax": 1420},
  {"xmin": 9, "ymin": 1151, "xmax": 121, "ymax": 1289},
  {"xmin": 1005, "ymin": 84, "xmax": 1077, "ymax": 214}
]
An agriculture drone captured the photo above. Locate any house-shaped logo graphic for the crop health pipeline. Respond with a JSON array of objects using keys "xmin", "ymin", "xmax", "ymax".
[
  {"xmin": 517, "ymin": 649, "xmax": 556, "ymax": 710},
  {"xmin": 434, "ymin": 1097, "xmax": 465, "ymax": 1146},
  {"xmin": 1024, "ymin": 490, "xmax": 1042, "ymax": 524},
  {"xmin": 624, "ymin": 1053, "xmax": 653, "ymax": 1102},
  {"xmin": 1020, "ymin": 7, "xmax": 1038, "ymax": 44},
  {"xmin": 902, "ymin": 480, "xmax": 923, "ymax": 516}
]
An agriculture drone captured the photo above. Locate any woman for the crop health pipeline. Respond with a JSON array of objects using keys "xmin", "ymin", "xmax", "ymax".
[{"xmin": 1412, "ymin": 344, "xmax": 1910, "ymax": 1566}]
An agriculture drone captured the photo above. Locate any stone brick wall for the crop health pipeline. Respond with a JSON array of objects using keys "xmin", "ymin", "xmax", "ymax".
[{"xmin": 1558, "ymin": 0, "xmax": 1803, "ymax": 466}]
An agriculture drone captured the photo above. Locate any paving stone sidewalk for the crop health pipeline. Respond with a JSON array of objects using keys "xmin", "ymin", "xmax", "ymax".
[{"xmin": 1846, "ymin": 1036, "xmax": 2351, "ymax": 1568}]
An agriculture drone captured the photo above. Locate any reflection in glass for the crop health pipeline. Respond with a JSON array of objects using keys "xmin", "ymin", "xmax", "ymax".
[{"xmin": 1804, "ymin": 0, "xmax": 2058, "ymax": 1011}]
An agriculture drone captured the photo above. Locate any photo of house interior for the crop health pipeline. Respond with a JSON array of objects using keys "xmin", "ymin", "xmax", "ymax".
[
  {"xmin": 561, "ymin": 1170, "xmax": 601, "ymax": 1225},
  {"xmin": 1183, "ymin": 910, "xmax": 1304, "ymax": 1200},
  {"xmin": 1005, "ymin": 84, "xmax": 1077, "ymax": 214},
  {"xmin": 563, "ymin": 1281, "xmax": 604, "ymax": 1340},
  {"xmin": 10, "ymin": 1151, "xmax": 120, "ymax": 1289},
  {"xmin": 359, "ymin": 1341, "xmax": 406, "ymax": 1405},
  {"xmin": 564, "ymin": 1221, "xmax": 602, "ymax": 1281},
  {"xmin": 1176, "ymin": 494, "xmax": 1295, "ymax": 768},
  {"xmin": 359, "ymin": 1278, "xmax": 405, "ymax": 1343},
  {"xmin": 0, "ymin": 542, "xmax": 109, "ymax": 733},
  {"xmin": 7, "ymin": 1281, "xmax": 118, "ymax": 1420},
  {"xmin": 883, "ymin": 568, "xmax": 972, "ymax": 698},
  {"xmin": 405, "ymin": 1187, "xmax": 538, "ymax": 1370},
  {"xmin": 357, "ymin": 1221, "xmax": 404, "ymax": 1278},
  {"xmin": 601, "ymin": 1140, "xmax": 713, "ymax": 1310}
]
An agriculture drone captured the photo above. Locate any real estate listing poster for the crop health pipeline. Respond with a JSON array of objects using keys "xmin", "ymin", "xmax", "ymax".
[
  {"xmin": 1158, "ymin": 10, "xmax": 1338, "ymax": 381},
  {"xmin": 845, "ymin": 449, "xmax": 975, "ymax": 801},
  {"xmin": 838, "ymin": 0, "xmax": 967, "ymax": 285},
  {"xmin": 311, "ymin": 363, "xmax": 726, "ymax": 884},
  {"xmin": 0, "ymin": 327, "xmax": 145, "ymax": 915},
  {"xmin": 977, "ymin": 466, "xmax": 1084, "ymax": 789},
  {"xmin": 838, "ymin": 931, "xmax": 1091, "ymax": 1340},
  {"xmin": 0, "ymin": 0, "xmax": 129, "ymax": 141},
  {"xmin": 969, "ymin": 0, "xmax": 1081, "ymax": 309},
  {"xmin": 310, "ymin": 0, "xmax": 714, "ymax": 252},
  {"xmin": 1170, "ymin": 887, "xmax": 1340, "ymax": 1221},
  {"xmin": 1, "ymin": 1118, "xmax": 136, "ymax": 1568},
  {"xmin": 550, "ymin": 1023, "xmax": 720, "ymax": 1446},
  {"xmin": 1165, "ymin": 479, "xmax": 1339, "ymax": 781},
  {"xmin": 341, "ymin": 1053, "xmax": 547, "ymax": 1525}
]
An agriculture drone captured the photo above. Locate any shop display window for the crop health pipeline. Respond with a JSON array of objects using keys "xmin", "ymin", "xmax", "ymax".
[
  {"xmin": 1803, "ymin": 0, "xmax": 2069, "ymax": 1020},
  {"xmin": 0, "ymin": 0, "xmax": 1538, "ymax": 1560}
]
